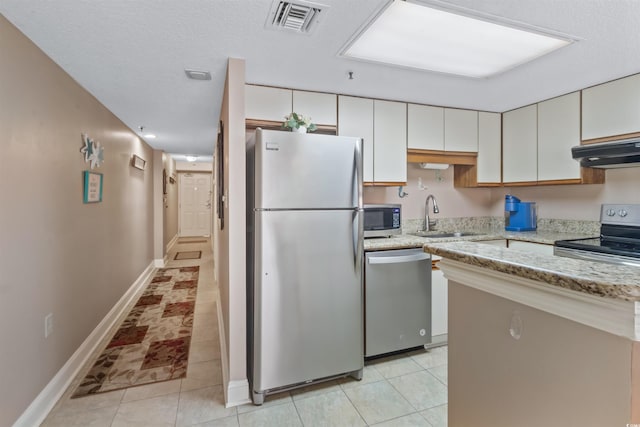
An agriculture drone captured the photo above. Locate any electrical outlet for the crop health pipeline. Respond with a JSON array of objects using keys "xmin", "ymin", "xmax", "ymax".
[{"xmin": 44, "ymin": 313, "xmax": 53, "ymax": 338}]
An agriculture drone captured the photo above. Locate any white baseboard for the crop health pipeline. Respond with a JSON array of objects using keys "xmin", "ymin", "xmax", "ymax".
[
  {"xmin": 227, "ymin": 379, "xmax": 251, "ymax": 407},
  {"xmin": 166, "ymin": 233, "xmax": 179, "ymax": 252},
  {"xmin": 154, "ymin": 258, "xmax": 165, "ymax": 268},
  {"xmin": 216, "ymin": 298, "xmax": 251, "ymax": 408},
  {"xmin": 13, "ymin": 261, "xmax": 156, "ymax": 427}
]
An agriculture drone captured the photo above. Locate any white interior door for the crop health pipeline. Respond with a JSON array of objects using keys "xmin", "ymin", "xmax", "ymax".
[{"xmin": 179, "ymin": 173, "xmax": 212, "ymax": 237}]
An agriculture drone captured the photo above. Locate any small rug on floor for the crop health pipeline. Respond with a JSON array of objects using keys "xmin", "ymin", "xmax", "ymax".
[
  {"xmin": 71, "ymin": 266, "xmax": 200, "ymax": 398},
  {"xmin": 178, "ymin": 238, "xmax": 208, "ymax": 244},
  {"xmin": 174, "ymin": 251, "xmax": 202, "ymax": 260}
]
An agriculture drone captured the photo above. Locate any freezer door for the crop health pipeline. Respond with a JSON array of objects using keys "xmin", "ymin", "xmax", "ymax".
[
  {"xmin": 255, "ymin": 129, "xmax": 362, "ymax": 209},
  {"xmin": 253, "ymin": 209, "xmax": 363, "ymax": 392}
]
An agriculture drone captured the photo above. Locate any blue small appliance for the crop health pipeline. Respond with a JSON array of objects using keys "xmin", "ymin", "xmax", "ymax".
[{"xmin": 504, "ymin": 195, "xmax": 537, "ymax": 231}]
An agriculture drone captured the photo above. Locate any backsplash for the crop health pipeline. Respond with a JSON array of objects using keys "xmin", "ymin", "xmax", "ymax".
[{"xmin": 401, "ymin": 216, "xmax": 599, "ymax": 236}]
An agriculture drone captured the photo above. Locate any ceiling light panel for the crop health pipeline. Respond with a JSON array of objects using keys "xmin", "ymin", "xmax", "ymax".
[{"xmin": 342, "ymin": 1, "xmax": 574, "ymax": 78}]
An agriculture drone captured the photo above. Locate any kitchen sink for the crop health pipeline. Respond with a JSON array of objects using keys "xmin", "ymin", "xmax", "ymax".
[{"xmin": 409, "ymin": 231, "xmax": 479, "ymax": 238}]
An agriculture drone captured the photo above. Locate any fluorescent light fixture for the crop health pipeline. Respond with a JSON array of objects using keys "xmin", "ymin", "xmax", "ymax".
[
  {"xmin": 186, "ymin": 155, "xmax": 198, "ymax": 162},
  {"xmin": 342, "ymin": 0, "xmax": 575, "ymax": 78},
  {"xmin": 143, "ymin": 133, "xmax": 157, "ymax": 139}
]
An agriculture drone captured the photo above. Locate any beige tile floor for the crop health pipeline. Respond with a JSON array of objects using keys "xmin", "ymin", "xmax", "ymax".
[{"xmin": 42, "ymin": 239, "xmax": 448, "ymax": 427}]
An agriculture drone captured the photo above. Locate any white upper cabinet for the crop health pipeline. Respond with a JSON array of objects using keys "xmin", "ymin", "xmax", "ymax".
[
  {"xmin": 503, "ymin": 104, "xmax": 537, "ymax": 183},
  {"xmin": 245, "ymin": 85, "xmax": 292, "ymax": 122},
  {"xmin": 444, "ymin": 108, "xmax": 478, "ymax": 152},
  {"xmin": 407, "ymin": 104, "xmax": 444, "ymax": 150},
  {"xmin": 292, "ymin": 90, "xmax": 337, "ymax": 126},
  {"xmin": 373, "ymin": 100, "xmax": 407, "ymax": 183},
  {"xmin": 477, "ymin": 112, "xmax": 502, "ymax": 184},
  {"xmin": 537, "ymin": 92, "xmax": 581, "ymax": 181},
  {"xmin": 582, "ymin": 74, "xmax": 640, "ymax": 141},
  {"xmin": 338, "ymin": 96, "xmax": 374, "ymax": 182}
]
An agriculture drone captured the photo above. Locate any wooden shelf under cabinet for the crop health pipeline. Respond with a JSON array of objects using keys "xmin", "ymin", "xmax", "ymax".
[
  {"xmin": 454, "ymin": 164, "xmax": 604, "ymax": 188},
  {"xmin": 407, "ymin": 149, "xmax": 477, "ymax": 166},
  {"xmin": 245, "ymin": 119, "xmax": 337, "ymax": 135},
  {"xmin": 582, "ymin": 131, "xmax": 640, "ymax": 145}
]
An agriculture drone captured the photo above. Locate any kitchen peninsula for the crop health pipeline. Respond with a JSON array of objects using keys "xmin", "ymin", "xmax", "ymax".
[{"xmin": 423, "ymin": 240, "xmax": 640, "ymax": 426}]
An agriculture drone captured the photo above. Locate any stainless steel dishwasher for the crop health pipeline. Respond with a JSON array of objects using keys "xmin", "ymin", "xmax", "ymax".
[{"xmin": 364, "ymin": 248, "xmax": 432, "ymax": 357}]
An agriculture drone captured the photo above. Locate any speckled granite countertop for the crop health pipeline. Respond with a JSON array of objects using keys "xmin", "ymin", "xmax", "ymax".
[
  {"xmin": 423, "ymin": 241, "xmax": 640, "ymax": 302},
  {"xmin": 363, "ymin": 229, "xmax": 594, "ymax": 251}
]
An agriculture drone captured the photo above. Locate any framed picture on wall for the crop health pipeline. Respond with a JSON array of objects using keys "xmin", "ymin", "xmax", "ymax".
[
  {"xmin": 217, "ymin": 121, "xmax": 224, "ymax": 230},
  {"xmin": 132, "ymin": 154, "xmax": 146, "ymax": 170},
  {"xmin": 83, "ymin": 171, "xmax": 103, "ymax": 203},
  {"xmin": 163, "ymin": 169, "xmax": 167, "ymax": 194}
]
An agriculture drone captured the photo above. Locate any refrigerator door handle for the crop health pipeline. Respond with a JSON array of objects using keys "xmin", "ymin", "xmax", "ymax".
[
  {"xmin": 354, "ymin": 138, "xmax": 363, "ymax": 209},
  {"xmin": 352, "ymin": 209, "xmax": 363, "ymax": 271}
]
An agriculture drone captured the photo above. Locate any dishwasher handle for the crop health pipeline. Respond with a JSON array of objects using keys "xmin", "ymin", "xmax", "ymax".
[{"xmin": 367, "ymin": 252, "xmax": 430, "ymax": 265}]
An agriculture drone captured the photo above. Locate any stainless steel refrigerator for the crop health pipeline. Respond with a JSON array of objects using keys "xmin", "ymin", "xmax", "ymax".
[{"xmin": 246, "ymin": 128, "xmax": 364, "ymax": 405}]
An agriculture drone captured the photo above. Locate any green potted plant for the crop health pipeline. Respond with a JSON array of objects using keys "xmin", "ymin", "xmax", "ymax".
[{"xmin": 283, "ymin": 112, "xmax": 317, "ymax": 133}]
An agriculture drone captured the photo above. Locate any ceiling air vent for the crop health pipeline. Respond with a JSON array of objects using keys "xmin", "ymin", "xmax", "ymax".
[{"xmin": 267, "ymin": 0, "xmax": 327, "ymax": 34}]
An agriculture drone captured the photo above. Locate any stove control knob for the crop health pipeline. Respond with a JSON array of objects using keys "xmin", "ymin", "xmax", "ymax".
[
  {"xmin": 619, "ymin": 209, "xmax": 628, "ymax": 217},
  {"xmin": 606, "ymin": 209, "xmax": 616, "ymax": 216}
]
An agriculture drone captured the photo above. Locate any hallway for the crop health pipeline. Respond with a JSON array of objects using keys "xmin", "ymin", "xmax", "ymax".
[
  {"xmin": 41, "ymin": 239, "xmax": 448, "ymax": 426},
  {"xmin": 42, "ymin": 238, "xmax": 228, "ymax": 426}
]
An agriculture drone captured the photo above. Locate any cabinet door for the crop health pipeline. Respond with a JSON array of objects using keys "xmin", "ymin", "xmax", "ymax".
[
  {"xmin": 503, "ymin": 105, "xmax": 537, "ymax": 183},
  {"xmin": 373, "ymin": 100, "xmax": 407, "ymax": 183},
  {"xmin": 444, "ymin": 108, "xmax": 478, "ymax": 152},
  {"xmin": 538, "ymin": 92, "xmax": 581, "ymax": 181},
  {"xmin": 245, "ymin": 85, "xmax": 292, "ymax": 122},
  {"xmin": 582, "ymin": 73, "xmax": 640, "ymax": 141},
  {"xmin": 431, "ymin": 256, "xmax": 448, "ymax": 337},
  {"xmin": 293, "ymin": 90, "xmax": 337, "ymax": 126},
  {"xmin": 407, "ymin": 104, "xmax": 444, "ymax": 150},
  {"xmin": 477, "ymin": 112, "xmax": 502, "ymax": 184},
  {"xmin": 338, "ymin": 96, "xmax": 374, "ymax": 182}
]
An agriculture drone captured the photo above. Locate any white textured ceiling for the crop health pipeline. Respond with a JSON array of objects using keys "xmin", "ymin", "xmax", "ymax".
[{"xmin": 2, "ymin": 0, "xmax": 640, "ymax": 157}]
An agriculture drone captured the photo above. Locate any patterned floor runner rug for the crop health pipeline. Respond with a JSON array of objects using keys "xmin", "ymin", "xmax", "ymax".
[{"xmin": 72, "ymin": 266, "xmax": 200, "ymax": 397}]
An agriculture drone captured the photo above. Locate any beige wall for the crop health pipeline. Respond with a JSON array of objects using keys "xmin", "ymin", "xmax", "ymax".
[
  {"xmin": 449, "ymin": 281, "xmax": 633, "ymax": 426},
  {"xmin": 0, "ymin": 16, "xmax": 155, "ymax": 426},
  {"xmin": 217, "ymin": 58, "xmax": 248, "ymax": 402},
  {"xmin": 365, "ymin": 163, "xmax": 640, "ymax": 223}
]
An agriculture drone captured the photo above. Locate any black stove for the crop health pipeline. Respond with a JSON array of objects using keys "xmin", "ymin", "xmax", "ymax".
[{"xmin": 554, "ymin": 204, "xmax": 640, "ymax": 267}]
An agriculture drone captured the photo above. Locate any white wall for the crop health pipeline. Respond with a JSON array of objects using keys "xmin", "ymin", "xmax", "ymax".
[{"xmin": 217, "ymin": 58, "xmax": 249, "ymax": 406}]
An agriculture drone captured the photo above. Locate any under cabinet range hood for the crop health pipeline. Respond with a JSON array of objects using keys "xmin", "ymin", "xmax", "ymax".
[{"xmin": 572, "ymin": 138, "xmax": 640, "ymax": 168}]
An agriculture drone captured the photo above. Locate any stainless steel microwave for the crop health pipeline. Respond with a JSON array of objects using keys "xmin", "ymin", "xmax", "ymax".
[{"xmin": 364, "ymin": 204, "xmax": 402, "ymax": 238}]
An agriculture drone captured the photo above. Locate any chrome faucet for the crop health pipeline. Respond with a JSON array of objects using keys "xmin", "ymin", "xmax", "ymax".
[{"xmin": 423, "ymin": 194, "xmax": 440, "ymax": 231}]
